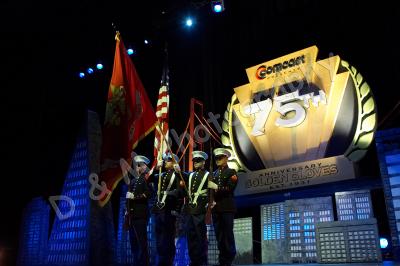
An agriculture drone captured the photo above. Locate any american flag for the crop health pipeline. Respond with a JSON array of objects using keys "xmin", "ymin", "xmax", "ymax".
[{"xmin": 153, "ymin": 54, "xmax": 170, "ymax": 163}]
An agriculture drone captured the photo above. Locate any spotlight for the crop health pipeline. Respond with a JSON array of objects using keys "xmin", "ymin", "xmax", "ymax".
[
  {"xmin": 96, "ymin": 63, "xmax": 103, "ymax": 70},
  {"xmin": 186, "ymin": 18, "xmax": 193, "ymax": 27},
  {"xmin": 211, "ymin": 0, "xmax": 225, "ymax": 13},
  {"xmin": 144, "ymin": 40, "xmax": 149, "ymax": 45},
  {"xmin": 87, "ymin": 68, "xmax": 94, "ymax": 74},
  {"xmin": 127, "ymin": 48, "xmax": 134, "ymax": 55},
  {"xmin": 380, "ymin": 237, "xmax": 389, "ymax": 249},
  {"xmin": 79, "ymin": 72, "xmax": 85, "ymax": 78}
]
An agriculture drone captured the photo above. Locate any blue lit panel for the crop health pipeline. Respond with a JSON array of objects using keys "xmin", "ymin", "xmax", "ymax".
[
  {"xmin": 385, "ymin": 154, "xmax": 400, "ymax": 164},
  {"xmin": 173, "ymin": 212, "xmax": 190, "ymax": 266},
  {"xmin": 207, "ymin": 224, "xmax": 219, "ymax": 265},
  {"xmin": 376, "ymin": 129, "xmax": 400, "ymax": 259},
  {"xmin": 335, "ymin": 190, "xmax": 373, "ymax": 221},
  {"xmin": 286, "ymin": 197, "xmax": 333, "ymax": 263},
  {"xmin": 46, "ymin": 139, "xmax": 90, "ymax": 265},
  {"xmin": 262, "ymin": 204, "xmax": 285, "ymax": 241},
  {"xmin": 17, "ymin": 198, "xmax": 50, "ymax": 266},
  {"xmin": 388, "ymin": 165, "xmax": 400, "ymax": 175},
  {"xmin": 173, "ymin": 235, "xmax": 189, "ymax": 266},
  {"xmin": 115, "ymin": 184, "xmax": 134, "ymax": 264},
  {"xmin": 148, "ymin": 214, "xmax": 157, "ymax": 266},
  {"xmin": 261, "ymin": 202, "xmax": 286, "ymax": 264}
]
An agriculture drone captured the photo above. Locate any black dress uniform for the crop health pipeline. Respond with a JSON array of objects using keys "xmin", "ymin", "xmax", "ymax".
[
  {"xmin": 126, "ymin": 172, "xmax": 151, "ymax": 266},
  {"xmin": 184, "ymin": 168, "xmax": 209, "ymax": 266},
  {"xmin": 212, "ymin": 166, "xmax": 238, "ymax": 266},
  {"xmin": 151, "ymin": 169, "xmax": 186, "ymax": 266}
]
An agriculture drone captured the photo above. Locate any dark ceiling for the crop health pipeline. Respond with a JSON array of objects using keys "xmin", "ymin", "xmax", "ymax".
[{"xmin": 2, "ymin": 0, "xmax": 399, "ymax": 257}]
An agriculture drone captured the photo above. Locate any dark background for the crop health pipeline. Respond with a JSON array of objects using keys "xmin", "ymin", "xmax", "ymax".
[{"xmin": 2, "ymin": 0, "xmax": 400, "ymax": 263}]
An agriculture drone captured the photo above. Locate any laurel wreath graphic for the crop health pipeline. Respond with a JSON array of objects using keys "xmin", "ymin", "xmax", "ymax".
[
  {"xmin": 221, "ymin": 94, "xmax": 248, "ymax": 172},
  {"xmin": 341, "ymin": 60, "xmax": 377, "ymax": 162}
]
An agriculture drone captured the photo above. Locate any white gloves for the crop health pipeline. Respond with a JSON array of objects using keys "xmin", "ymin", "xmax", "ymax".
[
  {"xmin": 208, "ymin": 181, "xmax": 218, "ymax": 190},
  {"xmin": 206, "ymin": 201, "xmax": 216, "ymax": 209},
  {"xmin": 173, "ymin": 164, "xmax": 181, "ymax": 173},
  {"xmin": 126, "ymin": 192, "xmax": 135, "ymax": 199}
]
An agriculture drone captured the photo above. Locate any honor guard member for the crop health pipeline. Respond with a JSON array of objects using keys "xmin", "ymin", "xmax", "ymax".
[
  {"xmin": 151, "ymin": 152, "xmax": 186, "ymax": 266},
  {"xmin": 125, "ymin": 155, "xmax": 152, "ymax": 266},
  {"xmin": 184, "ymin": 151, "xmax": 211, "ymax": 266},
  {"xmin": 208, "ymin": 148, "xmax": 238, "ymax": 266}
]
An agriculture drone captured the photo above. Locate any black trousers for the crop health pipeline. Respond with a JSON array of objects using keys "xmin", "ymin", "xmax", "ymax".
[
  {"xmin": 129, "ymin": 218, "xmax": 149, "ymax": 266},
  {"xmin": 155, "ymin": 211, "xmax": 177, "ymax": 266},
  {"xmin": 186, "ymin": 213, "xmax": 207, "ymax": 266},
  {"xmin": 212, "ymin": 212, "xmax": 236, "ymax": 266}
]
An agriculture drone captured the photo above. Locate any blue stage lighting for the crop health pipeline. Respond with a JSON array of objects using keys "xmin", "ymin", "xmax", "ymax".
[
  {"xmin": 380, "ymin": 237, "xmax": 389, "ymax": 249},
  {"xmin": 211, "ymin": 0, "xmax": 225, "ymax": 13},
  {"xmin": 127, "ymin": 48, "xmax": 134, "ymax": 55},
  {"xmin": 186, "ymin": 18, "xmax": 193, "ymax": 27},
  {"xmin": 213, "ymin": 4, "xmax": 222, "ymax": 12},
  {"xmin": 87, "ymin": 68, "xmax": 94, "ymax": 74},
  {"xmin": 79, "ymin": 72, "xmax": 85, "ymax": 78},
  {"xmin": 96, "ymin": 63, "xmax": 103, "ymax": 70}
]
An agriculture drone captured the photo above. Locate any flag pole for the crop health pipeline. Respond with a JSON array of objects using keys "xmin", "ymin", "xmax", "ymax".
[
  {"xmin": 205, "ymin": 141, "xmax": 214, "ymax": 225},
  {"xmin": 155, "ymin": 124, "xmax": 190, "ymax": 197},
  {"xmin": 157, "ymin": 121, "xmax": 164, "ymax": 203}
]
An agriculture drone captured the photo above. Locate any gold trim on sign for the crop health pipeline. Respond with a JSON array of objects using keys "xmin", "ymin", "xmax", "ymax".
[
  {"xmin": 342, "ymin": 60, "xmax": 377, "ymax": 162},
  {"xmin": 221, "ymin": 94, "xmax": 247, "ymax": 172}
]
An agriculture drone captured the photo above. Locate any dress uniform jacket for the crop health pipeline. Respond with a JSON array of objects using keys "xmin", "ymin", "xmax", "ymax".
[
  {"xmin": 126, "ymin": 173, "xmax": 151, "ymax": 219},
  {"xmin": 184, "ymin": 169, "xmax": 209, "ymax": 215},
  {"xmin": 150, "ymin": 169, "xmax": 186, "ymax": 213},
  {"xmin": 212, "ymin": 166, "xmax": 238, "ymax": 213}
]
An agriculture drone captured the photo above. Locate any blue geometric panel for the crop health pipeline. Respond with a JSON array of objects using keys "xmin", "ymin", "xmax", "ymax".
[
  {"xmin": 376, "ymin": 128, "xmax": 400, "ymax": 260},
  {"xmin": 385, "ymin": 154, "xmax": 400, "ymax": 165},
  {"xmin": 46, "ymin": 138, "xmax": 90, "ymax": 265},
  {"xmin": 335, "ymin": 190, "xmax": 374, "ymax": 221},
  {"xmin": 207, "ymin": 224, "xmax": 219, "ymax": 265},
  {"xmin": 148, "ymin": 214, "xmax": 157, "ymax": 266},
  {"xmin": 115, "ymin": 184, "xmax": 134, "ymax": 265},
  {"xmin": 388, "ymin": 165, "xmax": 400, "ymax": 175},
  {"xmin": 261, "ymin": 202, "xmax": 286, "ymax": 264},
  {"xmin": 173, "ymin": 214, "xmax": 189, "ymax": 266},
  {"xmin": 17, "ymin": 197, "xmax": 50, "ymax": 266}
]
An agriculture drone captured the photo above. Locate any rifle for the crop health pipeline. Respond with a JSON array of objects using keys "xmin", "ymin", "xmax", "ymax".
[
  {"xmin": 123, "ymin": 159, "xmax": 138, "ymax": 230},
  {"xmin": 123, "ymin": 180, "xmax": 132, "ymax": 230},
  {"xmin": 205, "ymin": 143, "xmax": 214, "ymax": 225}
]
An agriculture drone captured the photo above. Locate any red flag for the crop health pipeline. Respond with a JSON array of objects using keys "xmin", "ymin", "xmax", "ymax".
[{"xmin": 99, "ymin": 32, "xmax": 157, "ymax": 206}]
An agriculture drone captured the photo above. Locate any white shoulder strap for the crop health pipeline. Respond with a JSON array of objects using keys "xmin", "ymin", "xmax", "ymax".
[
  {"xmin": 192, "ymin": 171, "xmax": 209, "ymax": 205},
  {"xmin": 160, "ymin": 172, "xmax": 176, "ymax": 204}
]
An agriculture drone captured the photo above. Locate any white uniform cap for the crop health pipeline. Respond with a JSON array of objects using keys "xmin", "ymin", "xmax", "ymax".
[
  {"xmin": 213, "ymin": 148, "xmax": 231, "ymax": 158},
  {"xmin": 162, "ymin": 152, "xmax": 179, "ymax": 162},
  {"xmin": 192, "ymin": 150, "xmax": 208, "ymax": 160},
  {"xmin": 134, "ymin": 155, "xmax": 150, "ymax": 165}
]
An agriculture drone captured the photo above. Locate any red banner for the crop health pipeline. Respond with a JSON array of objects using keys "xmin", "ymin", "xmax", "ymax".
[{"xmin": 99, "ymin": 32, "xmax": 157, "ymax": 206}]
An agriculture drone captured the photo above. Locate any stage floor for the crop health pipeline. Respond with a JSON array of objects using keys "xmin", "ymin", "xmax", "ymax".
[{"xmin": 238, "ymin": 262, "xmax": 400, "ymax": 266}]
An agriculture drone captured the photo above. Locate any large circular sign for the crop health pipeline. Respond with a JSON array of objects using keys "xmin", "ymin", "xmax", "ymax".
[{"xmin": 221, "ymin": 46, "xmax": 377, "ymax": 172}]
